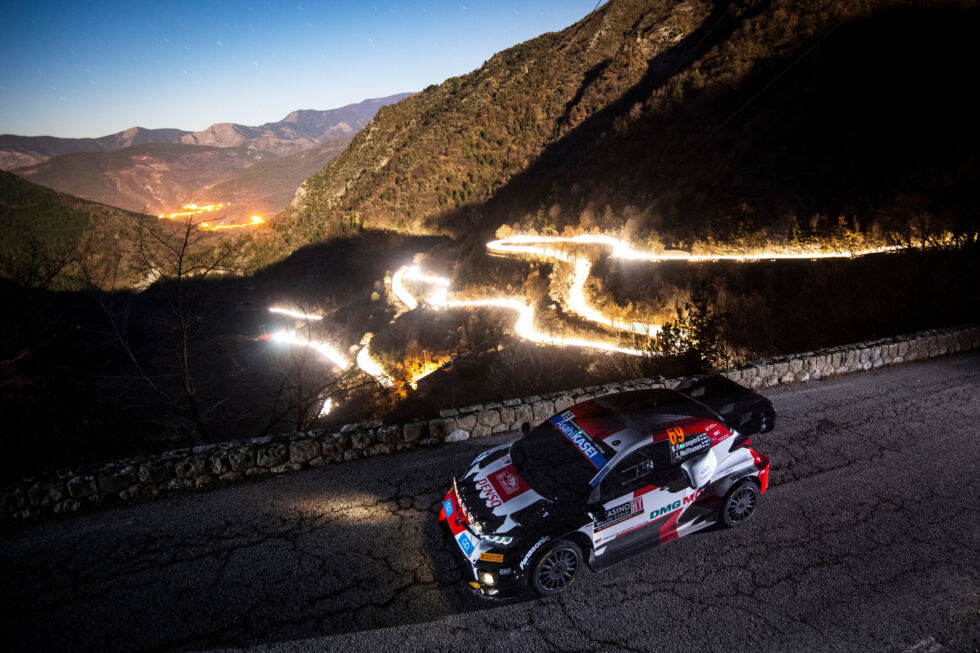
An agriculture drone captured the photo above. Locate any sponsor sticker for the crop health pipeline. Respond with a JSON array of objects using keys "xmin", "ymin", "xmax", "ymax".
[
  {"xmin": 650, "ymin": 499, "xmax": 682, "ymax": 519},
  {"xmin": 475, "ymin": 477, "xmax": 503, "ymax": 508},
  {"xmin": 520, "ymin": 536, "xmax": 550, "ymax": 569},
  {"xmin": 595, "ymin": 497, "xmax": 643, "ymax": 531},
  {"xmin": 551, "ymin": 411, "xmax": 608, "ymax": 469},
  {"xmin": 479, "ymin": 552, "xmax": 504, "ymax": 564},
  {"xmin": 443, "ymin": 498, "xmax": 454, "ymax": 518},
  {"xmin": 458, "ymin": 532, "xmax": 475, "ymax": 556},
  {"xmin": 487, "ymin": 465, "xmax": 529, "ymax": 501}
]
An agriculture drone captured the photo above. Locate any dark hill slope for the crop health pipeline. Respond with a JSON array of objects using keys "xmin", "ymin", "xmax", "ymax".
[
  {"xmin": 282, "ymin": 0, "xmax": 979, "ymax": 253},
  {"xmin": 0, "ymin": 171, "xmax": 153, "ymax": 289},
  {"xmin": 281, "ymin": 0, "xmax": 717, "ymax": 243},
  {"xmin": 480, "ymin": 2, "xmax": 980, "ymax": 251}
]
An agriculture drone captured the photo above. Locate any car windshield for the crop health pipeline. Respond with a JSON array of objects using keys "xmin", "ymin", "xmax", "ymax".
[{"xmin": 510, "ymin": 421, "xmax": 612, "ymax": 502}]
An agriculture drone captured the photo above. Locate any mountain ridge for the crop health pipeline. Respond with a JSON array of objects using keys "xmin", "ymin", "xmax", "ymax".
[
  {"xmin": 1, "ymin": 94, "xmax": 413, "ymax": 171},
  {"xmin": 8, "ymin": 94, "xmax": 413, "ymax": 215}
]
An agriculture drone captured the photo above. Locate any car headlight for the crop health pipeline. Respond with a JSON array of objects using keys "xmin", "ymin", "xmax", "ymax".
[
  {"xmin": 480, "ymin": 533, "xmax": 513, "ymax": 545},
  {"xmin": 480, "ymin": 571, "xmax": 496, "ymax": 586}
]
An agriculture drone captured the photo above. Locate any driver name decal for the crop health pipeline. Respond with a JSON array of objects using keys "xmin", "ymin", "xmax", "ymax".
[
  {"xmin": 551, "ymin": 411, "xmax": 608, "ymax": 469},
  {"xmin": 669, "ymin": 431, "xmax": 711, "ymax": 463}
]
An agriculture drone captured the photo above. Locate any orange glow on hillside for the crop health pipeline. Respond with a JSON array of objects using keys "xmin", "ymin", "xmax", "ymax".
[{"xmin": 158, "ymin": 203, "xmax": 265, "ymax": 231}]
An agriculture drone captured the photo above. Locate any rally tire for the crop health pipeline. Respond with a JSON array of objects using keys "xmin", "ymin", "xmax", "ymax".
[
  {"xmin": 720, "ymin": 481, "xmax": 760, "ymax": 528},
  {"xmin": 530, "ymin": 540, "xmax": 582, "ymax": 597}
]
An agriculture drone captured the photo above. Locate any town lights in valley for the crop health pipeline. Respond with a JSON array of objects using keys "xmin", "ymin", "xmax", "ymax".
[
  {"xmin": 158, "ymin": 203, "xmax": 265, "ymax": 231},
  {"xmin": 157, "ymin": 203, "xmax": 227, "ymax": 220},
  {"xmin": 198, "ymin": 216, "xmax": 266, "ymax": 231}
]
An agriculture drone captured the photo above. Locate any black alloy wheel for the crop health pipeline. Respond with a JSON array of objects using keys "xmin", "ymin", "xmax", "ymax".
[
  {"xmin": 531, "ymin": 540, "xmax": 582, "ymax": 597},
  {"xmin": 721, "ymin": 482, "xmax": 760, "ymax": 528}
]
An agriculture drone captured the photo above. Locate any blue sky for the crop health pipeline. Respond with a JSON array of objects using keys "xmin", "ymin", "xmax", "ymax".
[{"xmin": 0, "ymin": 1, "xmax": 604, "ymax": 138}]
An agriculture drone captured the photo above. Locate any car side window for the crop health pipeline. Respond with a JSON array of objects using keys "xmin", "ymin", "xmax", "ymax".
[{"xmin": 599, "ymin": 448, "xmax": 656, "ymax": 501}]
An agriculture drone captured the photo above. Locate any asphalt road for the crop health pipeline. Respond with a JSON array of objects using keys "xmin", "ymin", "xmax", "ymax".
[{"xmin": 2, "ymin": 353, "xmax": 978, "ymax": 652}]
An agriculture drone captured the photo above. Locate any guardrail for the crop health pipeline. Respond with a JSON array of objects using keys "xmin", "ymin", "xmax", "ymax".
[{"xmin": 3, "ymin": 325, "xmax": 978, "ymax": 521}]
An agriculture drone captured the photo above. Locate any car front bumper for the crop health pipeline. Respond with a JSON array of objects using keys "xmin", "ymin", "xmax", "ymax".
[{"xmin": 439, "ymin": 487, "xmax": 526, "ymax": 600}]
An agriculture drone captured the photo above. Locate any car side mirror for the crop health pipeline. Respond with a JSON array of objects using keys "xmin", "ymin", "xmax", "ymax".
[{"xmin": 588, "ymin": 503, "xmax": 607, "ymax": 521}]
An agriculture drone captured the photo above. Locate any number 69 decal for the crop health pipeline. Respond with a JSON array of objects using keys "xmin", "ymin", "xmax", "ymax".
[{"xmin": 667, "ymin": 426, "xmax": 685, "ymax": 446}]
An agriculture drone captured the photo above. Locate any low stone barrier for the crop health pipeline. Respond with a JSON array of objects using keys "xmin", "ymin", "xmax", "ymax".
[{"xmin": 3, "ymin": 325, "xmax": 977, "ymax": 521}]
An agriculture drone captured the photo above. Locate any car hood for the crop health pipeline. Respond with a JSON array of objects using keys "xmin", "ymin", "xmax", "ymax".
[{"xmin": 457, "ymin": 443, "xmax": 549, "ymax": 536}]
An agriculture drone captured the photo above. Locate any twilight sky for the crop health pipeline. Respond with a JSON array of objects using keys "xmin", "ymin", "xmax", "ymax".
[{"xmin": 0, "ymin": 1, "xmax": 604, "ymax": 138}]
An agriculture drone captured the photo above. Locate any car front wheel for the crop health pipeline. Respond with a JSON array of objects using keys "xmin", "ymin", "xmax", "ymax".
[
  {"xmin": 720, "ymin": 481, "xmax": 760, "ymax": 528},
  {"xmin": 530, "ymin": 540, "xmax": 582, "ymax": 597}
]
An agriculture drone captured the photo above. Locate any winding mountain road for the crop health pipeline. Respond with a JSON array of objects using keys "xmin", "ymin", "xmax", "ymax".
[{"xmin": 2, "ymin": 353, "xmax": 978, "ymax": 651}]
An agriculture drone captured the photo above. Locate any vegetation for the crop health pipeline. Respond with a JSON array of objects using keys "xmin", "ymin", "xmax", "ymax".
[{"xmin": 0, "ymin": 170, "xmax": 153, "ymax": 290}]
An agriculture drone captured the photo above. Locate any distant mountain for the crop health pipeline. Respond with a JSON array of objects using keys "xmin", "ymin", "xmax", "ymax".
[
  {"xmin": 0, "ymin": 127, "xmax": 190, "ymax": 170},
  {"xmin": 188, "ymin": 134, "xmax": 353, "ymax": 219},
  {"xmin": 0, "ymin": 170, "xmax": 153, "ymax": 289},
  {"xmin": 282, "ymin": 0, "xmax": 979, "ymax": 254},
  {"xmin": 7, "ymin": 94, "xmax": 412, "ymax": 215}
]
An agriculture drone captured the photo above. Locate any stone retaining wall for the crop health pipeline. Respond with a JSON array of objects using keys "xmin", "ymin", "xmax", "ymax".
[{"xmin": 3, "ymin": 325, "xmax": 978, "ymax": 522}]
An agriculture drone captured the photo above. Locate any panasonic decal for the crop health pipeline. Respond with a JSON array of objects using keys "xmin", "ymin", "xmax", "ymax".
[{"xmin": 520, "ymin": 536, "xmax": 550, "ymax": 569}]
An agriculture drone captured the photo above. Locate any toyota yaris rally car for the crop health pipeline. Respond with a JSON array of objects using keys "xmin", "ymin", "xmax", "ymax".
[{"xmin": 439, "ymin": 376, "xmax": 774, "ymax": 599}]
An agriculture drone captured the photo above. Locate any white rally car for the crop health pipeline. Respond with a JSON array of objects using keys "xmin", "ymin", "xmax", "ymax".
[{"xmin": 439, "ymin": 376, "xmax": 773, "ymax": 598}]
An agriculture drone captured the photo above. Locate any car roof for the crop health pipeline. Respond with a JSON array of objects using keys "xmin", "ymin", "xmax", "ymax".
[{"xmin": 568, "ymin": 388, "xmax": 722, "ymax": 455}]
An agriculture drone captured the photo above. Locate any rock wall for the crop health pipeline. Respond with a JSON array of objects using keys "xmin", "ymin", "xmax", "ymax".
[{"xmin": 3, "ymin": 325, "xmax": 978, "ymax": 521}]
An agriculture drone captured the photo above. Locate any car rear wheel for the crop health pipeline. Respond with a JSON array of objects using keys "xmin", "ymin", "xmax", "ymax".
[
  {"xmin": 720, "ymin": 482, "xmax": 759, "ymax": 528},
  {"xmin": 530, "ymin": 540, "xmax": 582, "ymax": 597}
]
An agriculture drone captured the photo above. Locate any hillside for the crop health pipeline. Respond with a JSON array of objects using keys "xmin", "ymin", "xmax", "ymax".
[
  {"xmin": 282, "ymin": 0, "xmax": 980, "ymax": 254},
  {"xmin": 9, "ymin": 94, "xmax": 412, "ymax": 215},
  {"xmin": 0, "ymin": 170, "xmax": 154, "ymax": 289}
]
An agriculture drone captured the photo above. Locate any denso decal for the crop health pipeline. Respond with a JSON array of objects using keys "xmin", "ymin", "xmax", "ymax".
[
  {"xmin": 551, "ymin": 411, "xmax": 608, "ymax": 469},
  {"xmin": 650, "ymin": 499, "xmax": 682, "ymax": 519},
  {"xmin": 458, "ymin": 532, "xmax": 475, "ymax": 556},
  {"xmin": 595, "ymin": 497, "xmax": 643, "ymax": 531},
  {"xmin": 520, "ymin": 536, "xmax": 550, "ymax": 569},
  {"xmin": 475, "ymin": 477, "xmax": 503, "ymax": 508},
  {"xmin": 487, "ymin": 465, "xmax": 529, "ymax": 502}
]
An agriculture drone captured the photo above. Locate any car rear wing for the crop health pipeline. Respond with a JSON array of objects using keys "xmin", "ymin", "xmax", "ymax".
[{"xmin": 675, "ymin": 375, "xmax": 775, "ymax": 435}]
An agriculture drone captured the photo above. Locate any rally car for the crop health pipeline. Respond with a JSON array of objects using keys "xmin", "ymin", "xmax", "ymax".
[{"xmin": 439, "ymin": 375, "xmax": 774, "ymax": 599}]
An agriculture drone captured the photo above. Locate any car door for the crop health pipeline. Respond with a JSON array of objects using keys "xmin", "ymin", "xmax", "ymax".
[{"xmin": 591, "ymin": 444, "xmax": 695, "ymax": 562}]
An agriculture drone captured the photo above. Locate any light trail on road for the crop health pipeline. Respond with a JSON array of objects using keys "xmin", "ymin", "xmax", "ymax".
[
  {"xmin": 269, "ymin": 329, "xmax": 349, "ymax": 370},
  {"xmin": 273, "ymin": 233, "xmax": 910, "ymax": 389},
  {"xmin": 392, "ymin": 265, "xmax": 648, "ymax": 356},
  {"xmin": 392, "ymin": 233, "xmax": 910, "ymax": 358},
  {"xmin": 269, "ymin": 307, "xmax": 324, "ymax": 321},
  {"xmin": 356, "ymin": 335, "xmax": 394, "ymax": 387}
]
